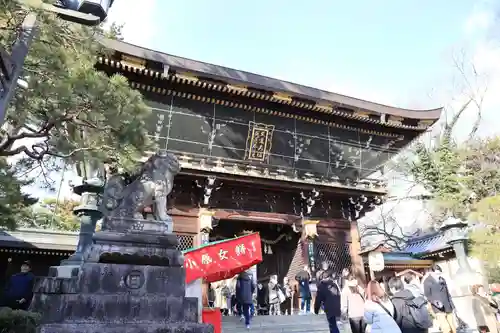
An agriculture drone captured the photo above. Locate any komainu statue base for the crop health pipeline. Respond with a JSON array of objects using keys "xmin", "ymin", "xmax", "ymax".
[{"xmin": 31, "ymin": 220, "xmax": 213, "ymax": 333}]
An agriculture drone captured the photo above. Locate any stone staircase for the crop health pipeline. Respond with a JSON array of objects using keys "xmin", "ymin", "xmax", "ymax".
[{"xmin": 222, "ymin": 314, "xmax": 351, "ymax": 333}]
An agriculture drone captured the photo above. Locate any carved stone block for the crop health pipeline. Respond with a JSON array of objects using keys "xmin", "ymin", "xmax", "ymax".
[
  {"xmin": 32, "ymin": 294, "xmax": 197, "ymax": 324},
  {"xmin": 34, "ymin": 264, "xmax": 185, "ymax": 297},
  {"xmin": 77, "ymin": 264, "xmax": 185, "ymax": 296},
  {"xmin": 103, "ymin": 216, "xmax": 173, "ymax": 235},
  {"xmin": 85, "ymin": 229, "xmax": 182, "ymax": 266},
  {"xmin": 39, "ymin": 323, "xmax": 214, "ymax": 333},
  {"xmin": 33, "ymin": 277, "xmax": 79, "ymax": 294}
]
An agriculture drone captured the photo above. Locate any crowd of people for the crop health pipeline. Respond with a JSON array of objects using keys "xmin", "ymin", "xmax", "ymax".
[
  {"xmin": 320, "ymin": 264, "xmax": 500, "ymax": 333},
  {"xmin": 3, "ymin": 260, "xmax": 500, "ymax": 333},
  {"xmin": 221, "ymin": 263, "xmax": 500, "ymax": 333}
]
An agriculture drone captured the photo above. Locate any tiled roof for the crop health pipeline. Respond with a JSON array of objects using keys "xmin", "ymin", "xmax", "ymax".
[
  {"xmin": 101, "ymin": 38, "xmax": 443, "ymax": 121},
  {"xmin": 403, "ymin": 232, "xmax": 452, "ymax": 255},
  {"xmin": 361, "ymin": 252, "xmax": 434, "ymax": 267},
  {"xmin": 0, "ymin": 228, "xmax": 78, "ymax": 251}
]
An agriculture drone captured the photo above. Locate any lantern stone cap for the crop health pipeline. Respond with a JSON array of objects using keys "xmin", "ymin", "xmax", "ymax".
[{"xmin": 439, "ymin": 216, "xmax": 468, "ymax": 231}]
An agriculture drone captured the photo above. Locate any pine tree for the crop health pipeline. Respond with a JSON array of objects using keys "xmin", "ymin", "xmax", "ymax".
[
  {"xmin": 0, "ymin": 0, "xmax": 151, "ymax": 167},
  {"xmin": 0, "ymin": 1, "xmax": 153, "ymax": 228}
]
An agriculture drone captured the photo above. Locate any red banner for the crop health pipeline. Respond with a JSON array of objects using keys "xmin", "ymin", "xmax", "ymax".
[{"xmin": 184, "ymin": 233, "xmax": 262, "ymax": 284}]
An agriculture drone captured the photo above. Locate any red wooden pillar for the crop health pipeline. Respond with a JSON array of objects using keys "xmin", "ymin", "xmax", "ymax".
[{"xmin": 349, "ymin": 220, "xmax": 366, "ymax": 284}]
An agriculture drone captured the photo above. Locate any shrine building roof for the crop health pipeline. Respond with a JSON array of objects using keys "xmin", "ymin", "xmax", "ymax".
[
  {"xmin": 403, "ymin": 232, "xmax": 454, "ymax": 258},
  {"xmin": 0, "ymin": 228, "xmax": 195, "ymax": 253},
  {"xmin": 99, "ymin": 38, "xmax": 443, "ymax": 130},
  {"xmin": 361, "ymin": 251, "xmax": 434, "ymax": 269}
]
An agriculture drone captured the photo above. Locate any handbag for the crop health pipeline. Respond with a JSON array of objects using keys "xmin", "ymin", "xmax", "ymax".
[
  {"xmin": 378, "ymin": 301, "xmax": 394, "ymax": 318},
  {"xmin": 278, "ymin": 289, "xmax": 286, "ymax": 303},
  {"xmin": 377, "ymin": 300, "xmax": 400, "ymax": 328}
]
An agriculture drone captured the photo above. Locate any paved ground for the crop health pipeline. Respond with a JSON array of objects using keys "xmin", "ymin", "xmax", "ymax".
[{"xmin": 221, "ymin": 314, "xmax": 351, "ymax": 333}]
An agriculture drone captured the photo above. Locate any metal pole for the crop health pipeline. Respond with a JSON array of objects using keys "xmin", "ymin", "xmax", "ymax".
[{"xmin": 0, "ymin": 13, "xmax": 37, "ymax": 126}]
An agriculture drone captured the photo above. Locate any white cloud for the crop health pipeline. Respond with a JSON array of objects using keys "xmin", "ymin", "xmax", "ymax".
[
  {"xmin": 104, "ymin": 0, "xmax": 159, "ymax": 47},
  {"xmin": 464, "ymin": 8, "xmax": 494, "ymax": 37},
  {"xmin": 450, "ymin": 5, "xmax": 500, "ymax": 139}
]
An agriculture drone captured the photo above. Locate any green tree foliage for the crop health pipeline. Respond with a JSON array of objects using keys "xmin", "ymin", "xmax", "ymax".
[
  {"xmin": 407, "ymin": 110, "xmax": 500, "ymax": 276},
  {"xmin": 460, "ymin": 137, "xmax": 500, "ymax": 200},
  {"xmin": 469, "ymin": 195, "xmax": 500, "ymax": 281},
  {"xmin": 410, "ymin": 135, "xmax": 500, "ymax": 217},
  {"xmin": 0, "ymin": 0, "xmax": 152, "ymax": 169},
  {"xmin": 0, "ymin": 158, "xmax": 37, "ymax": 229},
  {"xmin": 407, "ymin": 101, "xmax": 476, "ymax": 218},
  {"xmin": 0, "ymin": 307, "xmax": 41, "ymax": 333},
  {"xmin": 0, "ymin": 1, "xmax": 154, "ymax": 228},
  {"xmin": 406, "ymin": 93, "xmax": 500, "ymax": 210},
  {"xmin": 409, "ymin": 140, "xmax": 464, "ymax": 216},
  {"xmin": 21, "ymin": 197, "xmax": 80, "ymax": 231}
]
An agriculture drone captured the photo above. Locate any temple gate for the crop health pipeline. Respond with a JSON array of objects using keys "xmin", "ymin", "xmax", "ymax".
[
  {"xmin": 94, "ymin": 38, "xmax": 441, "ymax": 289},
  {"xmin": 0, "ymin": 38, "xmax": 442, "ymax": 317}
]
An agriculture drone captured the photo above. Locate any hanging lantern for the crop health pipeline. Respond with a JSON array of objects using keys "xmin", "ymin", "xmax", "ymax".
[
  {"xmin": 198, "ymin": 209, "xmax": 215, "ymax": 233},
  {"xmin": 302, "ymin": 219, "xmax": 320, "ymax": 239}
]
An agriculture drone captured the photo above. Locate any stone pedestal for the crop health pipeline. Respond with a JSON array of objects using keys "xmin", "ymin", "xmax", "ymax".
[{"xmin": 31, "ymin": 217, "xmax": 213, "ymax": 333}]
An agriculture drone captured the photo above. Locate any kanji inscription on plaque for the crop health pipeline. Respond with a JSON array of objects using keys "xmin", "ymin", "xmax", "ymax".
[{"xmin": 245, "ymin": 122, "xmax": 274, "ymax": 162}]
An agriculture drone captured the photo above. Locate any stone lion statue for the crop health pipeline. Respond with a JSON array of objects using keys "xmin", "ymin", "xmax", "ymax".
[{"xmin": 101, "ymin": 150, "xmax": 180, "ymax": 223}]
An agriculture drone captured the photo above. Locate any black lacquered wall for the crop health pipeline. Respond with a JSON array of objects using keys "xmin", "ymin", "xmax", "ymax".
[{"xmin": 145, "ymin": 96, "xmax": 396, "ymax": 180}]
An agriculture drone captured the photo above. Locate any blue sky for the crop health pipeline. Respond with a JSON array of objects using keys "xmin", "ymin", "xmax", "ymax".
[{"xmin": 111, "ymin": 0, "xmax": 480, "ymax": 109}]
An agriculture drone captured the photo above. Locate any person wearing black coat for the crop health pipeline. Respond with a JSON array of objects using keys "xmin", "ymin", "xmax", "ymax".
[
  {"xmin": 256, "ymin": 283, "xmax": 268, "ymax": 315},
  {"xmin": 423, "ymin": 265, "xmax": 456, "ymax": 333},
  {"xmin": 1, "ymin": 261, "xmax": 34, "ymax": 310},
  {"xmin": 314, "ymin": 271, "xmax": 341, "ymax": 333},
  {"xmin": 295, "ymin": 265, "xmax": 312, "ymax": 314},
  {"xmin": 236, "ymin": 271, "xmax": 255, "ymax": 329},
  {"xmin": 207, "ymin": 283, "xmax": 216, "ymax": 308}
]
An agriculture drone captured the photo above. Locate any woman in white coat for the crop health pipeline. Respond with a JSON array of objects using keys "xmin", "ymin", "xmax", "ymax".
[{"xmin": 363, "ymin": 280, "xmax": 401, "ymax": 333}]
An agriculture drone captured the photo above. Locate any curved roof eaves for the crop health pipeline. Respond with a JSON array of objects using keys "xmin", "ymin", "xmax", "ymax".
[{"xmin": 101, "ymin": 38, "xmax": 443, "ymax": 121}]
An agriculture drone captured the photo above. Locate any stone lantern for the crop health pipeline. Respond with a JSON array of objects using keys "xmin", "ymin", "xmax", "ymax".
[{"xmin": 440, "ymin": 216, "xmax": 481, "ymax": 332}]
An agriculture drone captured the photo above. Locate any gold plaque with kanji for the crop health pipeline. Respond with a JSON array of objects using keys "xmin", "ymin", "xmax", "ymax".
[{"xmin": 245, "ymin": 122, "xmax": 274, "ymax": 162}]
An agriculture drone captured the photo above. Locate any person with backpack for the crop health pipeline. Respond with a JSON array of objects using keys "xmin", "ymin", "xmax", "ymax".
[{"xmin": 388, "ymin": 277, "xmax": 433, "ymax": 333}]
